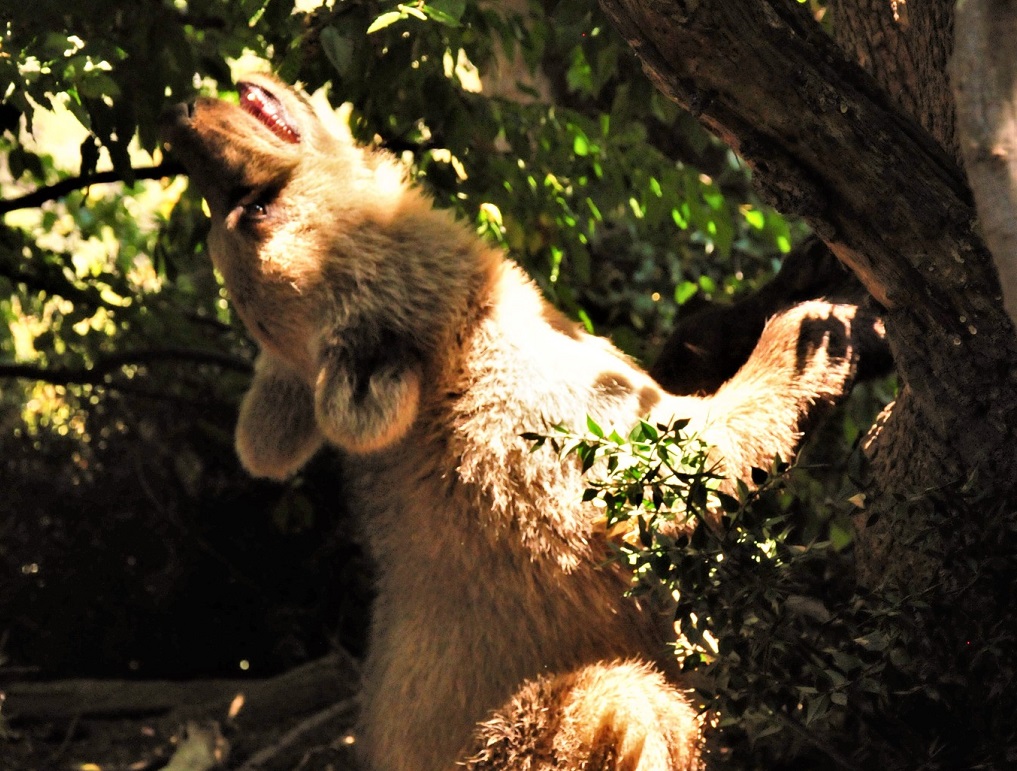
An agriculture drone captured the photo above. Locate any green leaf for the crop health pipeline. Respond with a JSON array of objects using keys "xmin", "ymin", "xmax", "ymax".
[
  {"xmin": 651, "ymin": 486, "xmax": 663, "ymax": 510},
  {"xmin": 637, "ymin": 516, "xmax": 651, "ymax": 547},
  {"xmin": 576, "ymin": 308, "xmax": 594, "ymax": 333},
  {"xmin": 671, "ymin": 205, "xmax": 690, "ymax": 229},
  {"xmin": 629, "ymin": 419, "xmax": 656, "ymax": 443},
  {"xmin": 735, "ymin": 479, "xmax": 750, "ymax": 503},
  {"xmin": 7, "ymin": 147, "xmax": 26, "ymax": 179},
  {"xmin": 367, "ymin": 10, "xmax": 405, "ymax": 33},
  {"xmin": 829, "ymin": 516, "xmax": 854, "ymax": 551},
  {"xmin": 674, "ymin": 280, "xmax": 698, "ymax": 305},
  {"xmin": 76, "ymin": 73, "xmax": 121, "ymax": 100},
  {"xmin": 854, "ymin": 632, "xmax": 889, "ymax": 652},
  {"xmin": 321, "ymin": 27, "xmax": 355, "ymax": 77},
  {"xmin": 702, "ymin": 187, "xmax": 725, "ymax": 210},
  {"xmin": 586, "ymin": 414, "xmax": 604, "ymax": 438},
  {"xmin": 670, "ymin": 417, "xmax": 690, "ymax": 433},
  {"xmin": 689, "ymin": 480, "xmax": 708, "ymax": 510},
  {"xmin": 566, "ymin": 46, "xmax": 594, "ymax": 94},
  {"xmin": 79, "ymin": 136, "xmax": 100, "ymax": 177},
  {"xmin": 716, "ymin": 491, "xmax": 741, "ymax": 514},
  {"xmin": 422, "ymin": 0, "xmax": 466, "ymax": 26},
  {"xmin": 804, "ymin": 694, "xmax": 828, "ymax": 726}
]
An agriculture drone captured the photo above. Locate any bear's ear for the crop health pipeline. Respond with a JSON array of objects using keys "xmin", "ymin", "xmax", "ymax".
[
  {"xmin": 235, "ymin": 353, "xmax": 324, "ymax": 479},
  {"xmin": 314, "ymin": 342, "xmax": 422, "ymax": 454}
]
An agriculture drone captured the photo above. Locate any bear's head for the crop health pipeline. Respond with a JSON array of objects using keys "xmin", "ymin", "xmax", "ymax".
[{"xmin": 161, "ymin": 75, "xmax": 497, "ymax": 454}]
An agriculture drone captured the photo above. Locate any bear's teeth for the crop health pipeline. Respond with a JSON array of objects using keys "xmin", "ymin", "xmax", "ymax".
[{"xmin": 238, "ymin": 82, "xmax": 301, "ymax": 144}]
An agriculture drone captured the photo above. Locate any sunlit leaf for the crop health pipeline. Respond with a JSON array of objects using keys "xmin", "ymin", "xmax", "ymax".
[
  {"xmin": 367, "ymin": 11, "xmax": 405, "ymax": 33},
  {"xmin": 674, "ymin": 280, "xmax": 698, "ymax": 305}
]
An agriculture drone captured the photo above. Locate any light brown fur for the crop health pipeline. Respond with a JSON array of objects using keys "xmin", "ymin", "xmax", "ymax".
[
  {"xmin": 161, "ymin": 74, "xmax": 859, "ymax": 771},
  {"xmin": 464, "ymin": 660, "xmax": 704, "ymax": 771}
]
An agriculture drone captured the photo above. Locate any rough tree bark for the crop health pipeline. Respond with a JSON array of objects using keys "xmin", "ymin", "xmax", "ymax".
[
  {"xmin": 829, "ymin": 0, "xmax": 1017, "ymax": 362},
  {"xmin": 952, "ymin": 0, "xmax": 1017, "ymax": 331},
  {"xmin": 828, "ymin": 0, "xmax": 957, "ymax": 158},
  {"xmin": 596, "ymin": 0, "xmax": 1017, "ymax": 591}
]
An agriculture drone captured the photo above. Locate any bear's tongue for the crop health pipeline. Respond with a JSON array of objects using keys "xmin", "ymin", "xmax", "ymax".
[{"xmin": 237, "ymin": 81, "xmax": 301, "ymax": 144}]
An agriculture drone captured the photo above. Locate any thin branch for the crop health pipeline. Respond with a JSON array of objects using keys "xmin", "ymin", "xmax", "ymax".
[
  {"xmin": 236, "ymin": 697, "xmax": 359, "ymax": 771},
  {"xmin": 0, "ymin": 161, "xmax": 185, "ymax": 216}
]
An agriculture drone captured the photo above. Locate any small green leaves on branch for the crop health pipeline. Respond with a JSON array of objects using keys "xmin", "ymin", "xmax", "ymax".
[
  {"xmin": 367, "ymin": 0, "xmax": 466, "ymax": 33},
  {"xmin": 525, "ymin": 416, "xmax": 882, "ymax": 764},
  {"xmin": 524, "ymin": 416, "xmax": 723, "ymax": 539}
]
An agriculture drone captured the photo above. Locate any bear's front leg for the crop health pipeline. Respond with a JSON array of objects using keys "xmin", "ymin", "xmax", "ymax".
[
  {"xmin": 314, "ymin": 337, "xmax": 422, "ymax": 454},
  {"xmin": 235, "ymin": 351, "xmax": 325, "ymax": 480}
]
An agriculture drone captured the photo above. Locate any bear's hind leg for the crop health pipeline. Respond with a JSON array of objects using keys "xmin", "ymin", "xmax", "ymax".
[{"xmin": 463, "ymin": 660, "xmax": 704, "ymax": 771}]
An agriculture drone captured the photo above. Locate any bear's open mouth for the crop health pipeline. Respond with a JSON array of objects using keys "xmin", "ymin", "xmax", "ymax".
[{"xmin": 238, "ymin": 81, "xmax": 301, "ymax": 144}]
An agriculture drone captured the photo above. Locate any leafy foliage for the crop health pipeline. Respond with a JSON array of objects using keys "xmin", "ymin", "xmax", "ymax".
[
  {"xmin": 536, "ymin": 418, "xmax": 1017, "ymax": 769},
  {"xmin": 291, "ymin": 0, "xmax": 798, "ymax": 354}
]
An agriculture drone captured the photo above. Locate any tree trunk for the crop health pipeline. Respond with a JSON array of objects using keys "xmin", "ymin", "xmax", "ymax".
[
  {"xmin": 952, "ymin": 0, "xmax": 1017, "ymax": 331},
  {"xmin": 595, "ymin": 0, "xmax": 1017, "ymax": 591},
  {"xmin": 827, "ymin": 0, "xmax": 957, "ymax": 159}
]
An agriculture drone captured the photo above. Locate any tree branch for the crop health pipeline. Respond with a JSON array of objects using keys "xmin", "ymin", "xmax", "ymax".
[
  {"xmin": 236, "ymin": 698, "xmax": 359, "ymax": 771},
  {"xmin": 5, "ymin": 653, "xmax": 361, "ymax": 771},
  {"xmin": 0, "ymin": 161, "xmax": 185, "ymax": 216},
  {"xmin": 597, "ymin": 0, "xmax": 1017, "ymax": 484},
  {"xmin": 5, "ymin": 651, "xmax": 359, "ymax": 722},
  {"xmin": 597, "ymin": 0, "xmax": 975, "ymax": 315}
]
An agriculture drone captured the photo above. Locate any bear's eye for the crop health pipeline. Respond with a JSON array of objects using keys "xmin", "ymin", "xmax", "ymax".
[
  {"xmin": 227, "ymin": 187, "xmax": 277, "ymax": 230},
  {"xmin": 243, "ymin": 199, "xmax": 268, "ymax": 221}
]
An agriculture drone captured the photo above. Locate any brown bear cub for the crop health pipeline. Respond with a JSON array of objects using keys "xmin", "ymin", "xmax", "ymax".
[{"xmin": 161, "ymin": 74, "xmax": 858, "ymax": 770}]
